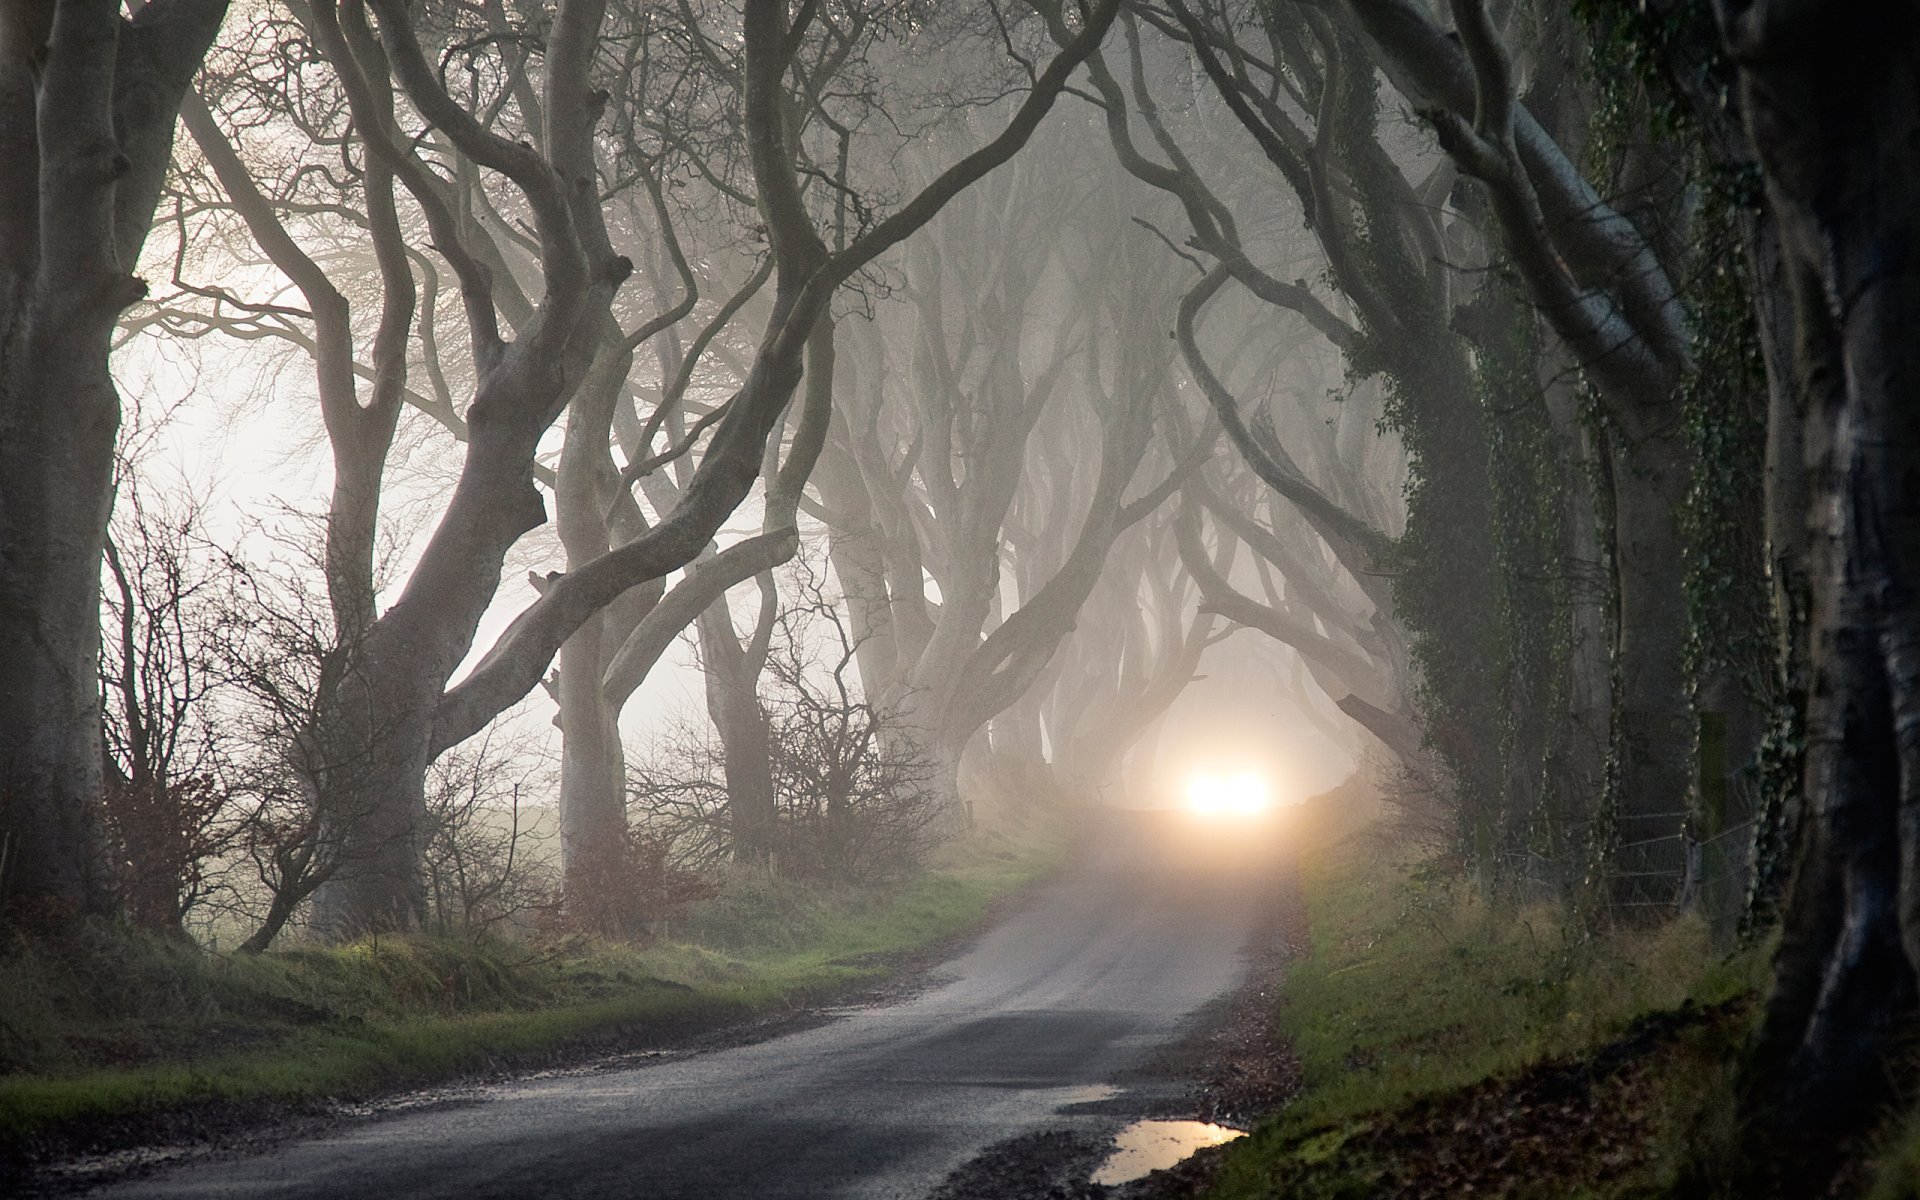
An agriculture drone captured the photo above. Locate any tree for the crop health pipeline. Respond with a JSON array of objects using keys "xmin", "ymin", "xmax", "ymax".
[
  {"xmin": 1711, "ymin": 0, "xmax": 1920, "ymax": 1146},
  {"xmin": 304, "ymin": 0, "xmax": 1121, "ymax": 932},
  {"xmin": 810, "ymin": 129, "xmax": 1194, "ymax": 808},
  {"xmin": 1040, "ymin": 504, "xmax": 1234, "ymax": 798},
  {"xmin": 1057, "ymin": 5, "xmax": 1519, "ymax": 867},
  {"xmin": 420, "ymin": 725, "xmax": 557, "ymax": 934},
  {"xmin": 541, "ymin": 0, "xmax": 1129, "ymax": 886},
  {"xmin": 0, "ymin": 0, "xmax": 231, "ymax": 926},
  {"xmin": 1077, "ymin": 1, "xmax": 1770, "ymax": 903},
  {"xmin": 629, "ymin": 552, "xmax": 943, "ymax": 882},
  {"xmin": 130, "ymin": 0, "xmax": 1121, "ymax": 934},
  {"xmin": 1327, "ymin": 0, "xmax": 1711, "ymax": 901}
]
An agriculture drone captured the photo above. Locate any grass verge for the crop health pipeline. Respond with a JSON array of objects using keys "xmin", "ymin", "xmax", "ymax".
[
  {"xmin": 0, "ymin": 821, "xmax": 1065, "ymax": 1162},
  {"xmin": 1198, "ymin": 802, "xmax": 1770, "ymax": 1199}
]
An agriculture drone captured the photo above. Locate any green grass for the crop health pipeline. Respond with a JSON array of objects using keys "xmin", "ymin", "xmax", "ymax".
[
  {"xmin": 1201, "ymin": 803, "xmax": 1769, "ymax": 1199},
  {"xmin": 1277, "ymin": 855, "xmax": 1754, "ymax": 1127},
  {"xmin": 0, "ymin": 822, "xmax": 1064, "ymax": 1150}
]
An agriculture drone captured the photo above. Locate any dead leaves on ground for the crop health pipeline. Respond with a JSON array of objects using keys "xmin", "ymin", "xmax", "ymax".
[{"xmin": 1253, "ymin": 1000, "xmax": 1750, "ymax": 1199}]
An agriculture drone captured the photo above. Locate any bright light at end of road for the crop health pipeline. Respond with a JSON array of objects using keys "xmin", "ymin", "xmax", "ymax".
[{"xmin": 1185, "ymin": 771, "xmax": 1270, "ymax": 815}]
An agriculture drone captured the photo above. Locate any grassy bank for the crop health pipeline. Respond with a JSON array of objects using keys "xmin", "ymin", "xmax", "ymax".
[
  {"xmin": 1200, "ymin": 803, "xmax": 1771, "ymax": 1199},
  {"xmin": 0, "ymin": 822, "xmax": 1064, "ymax": 1157}
]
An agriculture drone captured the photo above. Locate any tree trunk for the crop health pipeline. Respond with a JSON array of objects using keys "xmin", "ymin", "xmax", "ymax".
[
  {"xmin": 557, "ymin": 611, "xmax": 628, "ymax": 896},
  {"xmin": 0, "ymin": 309, "xmax": 122, "ymax": 921},
  {"xmin": 308, "ymin": 633, "xmax": 437, "ymax": 934},
  {"xmin": 1544, "ymin": 366, "xmax": 1612, "ymax": 834},
  {"xmin": 987, "ymin": 699, "xmax": 1054, "ymax": 806},
  {"xmin": 700, "ymin": 600, "xmax": 778, "ymax": 864},
  {"xmin": 1605, "ymin": 423, "xmax": 1694, "ymax": 908},
  {"xmin": 0, "ymin": 0, "xmax": 228, "ymax": 926},
  {"xmin": 816, "ymin": 442, "xmax": 900, "ymax": 696},
  {"xmin": 1722, "ymin": 1, "xmax": 1920, "ymax": 1147},
  {"xmin": 553, "ymin": 344, "xmax": 652, "ymax": 901}
]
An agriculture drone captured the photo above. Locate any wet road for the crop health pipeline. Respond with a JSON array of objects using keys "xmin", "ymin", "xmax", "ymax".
[{"xmin": 94, "ymin": 811, "xmax": 1285, "ymax": 1199}]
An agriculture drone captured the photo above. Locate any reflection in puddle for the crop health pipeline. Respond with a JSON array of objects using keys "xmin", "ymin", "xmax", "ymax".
[
  {"xmin": 1090, "ymin": 1119, "xmax": 1247, "ymax": 1185},
  {"xmin": 1054, "ymin": 1083, "xmax": 1120, "ymax": 1108}
]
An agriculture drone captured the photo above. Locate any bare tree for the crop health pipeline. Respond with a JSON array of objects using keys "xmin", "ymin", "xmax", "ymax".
[
  {"xmin": 202, "ymin": 521, "xmax": 367, "ymax": 953},
  {"xmin": 1039, "ymin": 506, "xmax": 1235, "ymax": 798},
  {"xmin": 0, "ymin": 0, "xmax": 231, "ymax": 926},
  {"xmin": 1043, "ymin": 3, "xmax": 1711, "ymax": 898},
  {"xmin": 136, "ymin": 0, "xmax": 1119, "ymax": 935},
  {"xmin": 811, "ymin": 133, "xmax": 1195, "ymax": 808}
]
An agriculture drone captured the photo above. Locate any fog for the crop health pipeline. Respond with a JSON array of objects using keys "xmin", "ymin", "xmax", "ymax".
[
  {"xmin": 97, "ymin": 5, "xmax": 1400, "ymax": 923},
  {"xmin": 7, "ymin": 1, "xmax": 1904, "ymax": 1192}
]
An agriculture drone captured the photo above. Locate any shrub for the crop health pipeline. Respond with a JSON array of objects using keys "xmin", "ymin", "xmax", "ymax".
[
  {"xmin": 539, "ymin": 826, "xmax": 713, "ymax": 939},
  {"xmin": 420, "ymin": 728, "xmax": 559, "ymax": 935},
  {"xmin": 628, "ymin": 556, "xmax": 943, "ymax": 884}
]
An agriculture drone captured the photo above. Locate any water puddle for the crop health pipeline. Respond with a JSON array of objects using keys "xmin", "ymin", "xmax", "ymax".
[
  {"xmin": 1090, "ymin": 1119, "xmax": 1247, "ymax": 1185},
  {"xmin": 1053, "ymin": 1083, "xmax": 1121, "ymax": 1108}
]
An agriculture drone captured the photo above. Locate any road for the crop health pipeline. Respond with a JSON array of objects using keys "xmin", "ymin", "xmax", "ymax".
[{"xmin": 93, "ymin": 811, "xmax": 1285, "ymax": 1199}]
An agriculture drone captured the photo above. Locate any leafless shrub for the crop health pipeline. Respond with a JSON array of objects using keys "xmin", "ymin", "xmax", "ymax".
[
  {"xmin": 623, "ymin": 721, "xmax": 736, "ymax": 877},
  {"xmin": 762, "ymin": 578, "xmax": 944, "ymax": 882},
  {"xmin": 96, "ymin": 488, "xmax": 565, "ymax": 949},
  {"xmin": 538, "ymin": 825, "xmax": 713, "ymax": 940},
  {"xmin": 97, "ymin": 478, "xmax": 248, "ymax": 936},
  {"xmin": 88, "ymin": 472, "xmax": 356, "ymax": 951},
  {"xmin": 1373, "ymin": 750, "xmax": 1460, "ymax": 857},
  {"xmin": 629, "ymin": 556, "xmax": 943, "ymax": 884},
  {"xmin": 221, "ymin": 759, "xmax": 335, "ymax": 953},
  {"xmin": 193, "ymin": 513, "xmax": 416, "ymax": 952},
  {"xmin": 421, "ymin": 726, "xmax": 559, "ymax": 935},
  {"xmin": 185, "ymin": 523, "xmax": 341, "ymax": 951}
]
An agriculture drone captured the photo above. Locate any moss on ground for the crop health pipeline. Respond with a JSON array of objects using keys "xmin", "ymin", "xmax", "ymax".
[{"xmin": 0, "ymin": 822, "xmax": 1064, "ymax": 1153}]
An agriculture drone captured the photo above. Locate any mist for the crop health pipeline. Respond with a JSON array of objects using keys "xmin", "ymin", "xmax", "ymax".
[{"xmin": 2, "ymin": 2, "xmax": 1915, "ymax": 1197}]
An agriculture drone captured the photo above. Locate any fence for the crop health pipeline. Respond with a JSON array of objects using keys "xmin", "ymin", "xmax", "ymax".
[{"xmin": 1482, "ymin": 812, "xmax": 1759, "ymax": 948}]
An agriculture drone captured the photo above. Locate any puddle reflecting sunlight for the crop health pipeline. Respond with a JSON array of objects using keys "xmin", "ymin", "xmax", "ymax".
[{"xmin": 1090, "ymin": 1119, "xmax": 1246, "ymax": 1185}]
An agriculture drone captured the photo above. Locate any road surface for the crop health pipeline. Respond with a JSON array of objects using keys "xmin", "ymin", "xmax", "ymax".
[{"xmin": 93, "ymin": 811, "xmax": 1285, "ymax": 1199}]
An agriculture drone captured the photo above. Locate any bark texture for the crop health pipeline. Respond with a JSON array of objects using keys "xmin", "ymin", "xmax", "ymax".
[
  {"xmin": 0, "ymin": 0, "xmax": 228, "ymax": 924},
  {"xmin": 1719, "ymin": 0, "xmax": 1920, "ymax": 1141}
]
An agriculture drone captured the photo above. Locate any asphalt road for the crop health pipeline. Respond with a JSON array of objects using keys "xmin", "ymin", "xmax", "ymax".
[{"xmin": 93, "ymin": 810, "xmax": 1285, "ymax": 1199}]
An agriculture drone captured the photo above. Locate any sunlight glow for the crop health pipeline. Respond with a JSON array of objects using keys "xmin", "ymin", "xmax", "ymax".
[{"xmin": 1185, "ymin": 770, "xmax": 1270, "ymax": 816}]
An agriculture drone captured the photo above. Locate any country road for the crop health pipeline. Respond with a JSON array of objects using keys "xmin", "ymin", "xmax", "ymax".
[{"xmin": 91, "ymin": 811, "xmax": 1291, "ymax": 1199}]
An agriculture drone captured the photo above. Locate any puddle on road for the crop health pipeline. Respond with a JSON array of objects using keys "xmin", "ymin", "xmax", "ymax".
[
  {"xmin": 1090, "ymin": 1119, "xmax": 1247, "ymax": 1185},
  {"xmin": 1053, "ymin": 1083, "xmax": 1120, "ymax": 1107}
]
